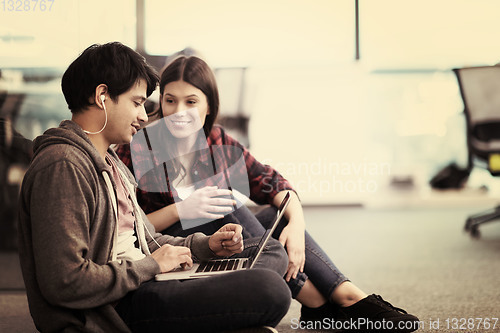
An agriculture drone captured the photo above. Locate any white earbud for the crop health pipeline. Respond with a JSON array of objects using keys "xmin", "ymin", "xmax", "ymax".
[{"xmin": 100, "ymin": 95, "xmax": 106, "ymax": 110}]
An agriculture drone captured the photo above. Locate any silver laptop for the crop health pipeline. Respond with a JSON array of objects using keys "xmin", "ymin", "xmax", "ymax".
[{"xmin": 155, "ymin": 192, "xmax": 291, "ymax": 281}]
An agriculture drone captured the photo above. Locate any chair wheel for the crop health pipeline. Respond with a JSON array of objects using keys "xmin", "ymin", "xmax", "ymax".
[{"xmin": 470, "ymin": 225, "xmax": 480, "ymax": 238}]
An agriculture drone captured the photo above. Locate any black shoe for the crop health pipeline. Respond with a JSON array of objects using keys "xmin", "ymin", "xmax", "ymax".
[{"xmin": 338, "ymin": 294, "xmax": 420, "ymax": 332}]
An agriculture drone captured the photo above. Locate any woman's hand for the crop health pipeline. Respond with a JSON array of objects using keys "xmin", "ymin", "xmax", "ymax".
[
  {"xmin": 151, "ymin": 244, "xmax": 193, "ymax": 273},
  {"xmin": 209, "ymin": 223, "xmax": 244, "ymax": 257},
  {"xmin": 279, "ymin": 218, "xmax": 306, "ymax": 282},
  {"xmin": 176, "ymin": 186, "xmax": 236, "ymax": 220}
]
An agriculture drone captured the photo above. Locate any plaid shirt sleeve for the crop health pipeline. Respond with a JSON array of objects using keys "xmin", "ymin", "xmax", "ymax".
[{"xmin": 210, "ymin": 126, "xmax": 295, "ymax": 205}]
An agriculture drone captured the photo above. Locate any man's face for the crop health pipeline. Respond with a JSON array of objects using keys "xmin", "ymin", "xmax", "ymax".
[{"xmin": 104, "ymin": 79, "xmax": 148, "ymax": 145}]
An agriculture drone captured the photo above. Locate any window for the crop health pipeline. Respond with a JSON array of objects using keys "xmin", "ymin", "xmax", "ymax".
[
  {"xmin": 360, "ymin": 0, "xmax": 500, "ymax": 69},
  {"xmin": 144, "ymin": 0, "xmax": 354, "ymax": 67}
]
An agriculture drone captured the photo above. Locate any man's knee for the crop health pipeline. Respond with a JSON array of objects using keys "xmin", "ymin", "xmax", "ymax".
[{"xmin": 246, "ymin": 269, "xmax": 291, "ymax": 316}]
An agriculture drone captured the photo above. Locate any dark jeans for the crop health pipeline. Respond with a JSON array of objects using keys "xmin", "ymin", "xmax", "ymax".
[
  {"xmin": 116, "ymin": 238, "xmax": 291, "ymax": 333},
  {"xmin": 165, "ymin": 205, "xmax": 349, "ymax": 300}
]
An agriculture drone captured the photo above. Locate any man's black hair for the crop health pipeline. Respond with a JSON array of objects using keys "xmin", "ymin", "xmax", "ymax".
[{"xmin": 61, "ymin": 42, "xmax": 159, "ymax": 113}]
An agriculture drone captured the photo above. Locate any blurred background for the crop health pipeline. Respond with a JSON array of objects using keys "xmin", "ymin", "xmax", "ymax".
[{"xmin": 2, "ymin": 0, "xmax": 500, "ymax": 250}]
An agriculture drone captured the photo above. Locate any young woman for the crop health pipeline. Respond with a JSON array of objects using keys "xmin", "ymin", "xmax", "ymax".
[{"xmin": 117, "ymin": 56, "xmax": 419, "ymax": 332}]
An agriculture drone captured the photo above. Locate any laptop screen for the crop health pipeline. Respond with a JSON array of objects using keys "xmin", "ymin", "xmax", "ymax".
[{"xmin": 249, "ymin": 192, "xmax": 291, "ymax": 266}]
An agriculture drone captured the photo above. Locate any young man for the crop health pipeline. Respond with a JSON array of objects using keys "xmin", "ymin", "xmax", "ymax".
[{"xmin": 17, "ymin": 42, "xmax": 291, "ymax": 333}]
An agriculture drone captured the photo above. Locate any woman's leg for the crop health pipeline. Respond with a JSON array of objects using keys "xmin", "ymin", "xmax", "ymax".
[
  {"xmin": 162, "ymin": 215, "xmax": 227, "ymax": 237},
  {"xmin": 254, "ymin": 205, "xmax": 349, "ymax": 301},
  {"xmin": 165, "ymin": 206, "xmax": 367, "ymax": 301},
  {"xmin": 166, "ymin": 204, "xmax": 361, "ymax": 305},
  {"xmin": 255, "ymin": 206, "xmax": 420, "ymax": 332},
  {"xmin": 161, "ymin": 204, "xmax": 256, "ymax": 238}
]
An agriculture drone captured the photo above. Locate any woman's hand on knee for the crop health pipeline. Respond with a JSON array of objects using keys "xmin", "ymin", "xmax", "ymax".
[{"xmin": 279, "ymin": 223, "xmax": 306, "ymax": 282}]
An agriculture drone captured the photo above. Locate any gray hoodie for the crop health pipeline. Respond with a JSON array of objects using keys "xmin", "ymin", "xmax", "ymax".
[{"xmin": 18, "ymin": 120, "xmax": 214, "ymax": 332}]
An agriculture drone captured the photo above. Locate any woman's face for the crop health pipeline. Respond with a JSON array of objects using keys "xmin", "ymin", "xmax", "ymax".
[{"xmin": 161, "ymin": 80, "xmax": 209, "ymax": 139}]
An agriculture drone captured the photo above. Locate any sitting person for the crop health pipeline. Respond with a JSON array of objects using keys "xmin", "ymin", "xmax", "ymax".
[
  {"xmin": 17, "ymin": 42, "xmax": 291, "ymax": 333},
  {"xmin": 116, "ymin": 55, "xmax": 420, "ymax": 332}
]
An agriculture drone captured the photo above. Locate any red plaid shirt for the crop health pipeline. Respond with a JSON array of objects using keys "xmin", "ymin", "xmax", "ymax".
[{"xmin": 116, "ymin": 125, "xmax": 294, "ymax": 215}]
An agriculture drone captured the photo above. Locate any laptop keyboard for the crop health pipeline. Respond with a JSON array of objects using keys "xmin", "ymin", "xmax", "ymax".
[{"xmin": 196, "ymin": 259, "xmax": 245, "ymax": 273}]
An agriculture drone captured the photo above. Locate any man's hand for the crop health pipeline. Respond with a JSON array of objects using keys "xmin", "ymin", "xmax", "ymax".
[
  {"xmin": 151, "ymin": 244, "xmax": 193, "ymax": 273},
  {"xmin": 209, "ymin": 223, "xmax": 244, "ymax": 257}
]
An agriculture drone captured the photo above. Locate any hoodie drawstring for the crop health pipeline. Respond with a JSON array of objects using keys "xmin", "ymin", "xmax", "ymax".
[{"xmin": 102, "ymin": 171, "xmax": 119, "ymax": 262}]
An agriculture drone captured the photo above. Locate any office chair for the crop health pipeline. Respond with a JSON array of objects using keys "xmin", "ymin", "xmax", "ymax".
[{"xmin": 453, "ymin": 65, "xmax": 500, "ymax": 237}]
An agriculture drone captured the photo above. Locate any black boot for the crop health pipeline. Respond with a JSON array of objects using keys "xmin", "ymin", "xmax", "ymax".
[{"xmin": 338, "ymin": 294, "xmax": 420, "ymax": 332}]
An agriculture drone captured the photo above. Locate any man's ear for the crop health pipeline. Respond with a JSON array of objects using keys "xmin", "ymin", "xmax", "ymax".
[{"xmin": 94, "ymin": 84, "xmax": 108, "ymax": 110}]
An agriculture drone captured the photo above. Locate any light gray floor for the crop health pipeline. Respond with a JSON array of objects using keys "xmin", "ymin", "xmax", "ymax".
[
  {"xmin": 2, "ymin": 205, "xmax": 500, "ymax": 332},
  {"xmin": 277, "ymin": 206, "xmax": 500, "ymax": 333}
]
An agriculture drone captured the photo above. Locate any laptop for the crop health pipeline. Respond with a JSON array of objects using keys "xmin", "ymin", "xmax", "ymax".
[{"xmin": 155, "ymin": 192, "xmax": 291, "ymax": 281}]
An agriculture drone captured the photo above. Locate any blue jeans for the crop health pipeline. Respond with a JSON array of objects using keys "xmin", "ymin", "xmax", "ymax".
[
  {"xmin": 164, "ymin": 205, "xmax": 349, "ymax": 300},
  {"xmin": 115, "ymin": 238, "xmax": 291, "ymax": 332}
]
